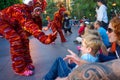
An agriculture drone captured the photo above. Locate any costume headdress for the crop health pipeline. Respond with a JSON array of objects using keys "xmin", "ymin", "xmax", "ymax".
[
  {"xmin": 57, "ymin": 2, "xmax": 66, "ymax": 15},
  {"xmin": 23, "ymin": 0, "xmax": 47, "ymax": 12}
]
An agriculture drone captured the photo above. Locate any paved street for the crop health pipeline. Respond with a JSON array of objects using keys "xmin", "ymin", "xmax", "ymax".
[{"xmin": 0, "ymin": 26, "xmax": 79, "ymax": 80}]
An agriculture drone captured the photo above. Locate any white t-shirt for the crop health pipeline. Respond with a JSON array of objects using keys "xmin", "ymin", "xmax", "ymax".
[{"xmin": 96, "ymin": 4, "xmax": 108, "ymax": 23}]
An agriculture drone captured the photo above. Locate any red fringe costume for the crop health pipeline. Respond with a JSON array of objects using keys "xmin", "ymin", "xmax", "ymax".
[
  {"xmin": 0, "ymin": 0, "xmax": 56, "ymax": 76},
  {"xmin": 47, "ymin": 6, "xmax": 66, "ymax": 42}
]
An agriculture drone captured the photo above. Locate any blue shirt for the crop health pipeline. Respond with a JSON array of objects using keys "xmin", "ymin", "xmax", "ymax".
[
  {"xmin": 98, "ymin": 27, "xmax": 110, "ymax": 48},
  {"xmin": 81, "ymin": 53, "xmax": 98, "ymax": 62},
  {"xmin": 72, "ymin": 53, "xmax": 98, "ymax": 70}
]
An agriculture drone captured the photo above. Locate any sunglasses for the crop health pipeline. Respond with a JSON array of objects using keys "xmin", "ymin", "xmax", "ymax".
[{"xmin": 107, "ymin": 28, "xmax": 113, "ymax": 33}]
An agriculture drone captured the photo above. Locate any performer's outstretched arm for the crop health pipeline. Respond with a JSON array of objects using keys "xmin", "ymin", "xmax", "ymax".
[{"xmin": 20, "ymin": 20, "xmax": 57, "ymax": 44}]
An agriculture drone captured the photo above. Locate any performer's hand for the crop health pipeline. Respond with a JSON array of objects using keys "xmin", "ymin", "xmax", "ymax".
[
  {"xmin": 40, "ymin": 31, "xmax": 57, "ymax": 44},
  {"xmin": 42, "ymin": 27, "xmax": 48, "ymax": 31},
  {"xmin": 46, "ymin": 31, "xmax": 57, "ymax": 44}
]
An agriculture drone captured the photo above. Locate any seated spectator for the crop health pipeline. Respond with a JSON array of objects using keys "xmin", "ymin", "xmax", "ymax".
[
  {"xmin": 43, "ymin": 30, "xmax": 107, "ymax": 80},
  {"xmin": 99, "ymin": 16, "xmax": 120, "ymax": 62},
  {"xmin": 78, "ymin": 22, "xmax": 86, "ymax": 36},
  {"xmin": 73, "ymin": 22, "xmax": 86, "ymax": 44},
  {"xmin": 74, "ymin": 23, "xmax": 94, "ymax": 44},
  {"xmin": 94, "ymin": 20, "xmax": 111, "ymax": 48}
]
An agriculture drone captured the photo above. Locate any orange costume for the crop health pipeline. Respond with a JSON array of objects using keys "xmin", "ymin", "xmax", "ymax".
[
  {"xmin": 46, "ymin": 5, "xmax": 66, "ymax": 42},
  {"xmin": 0, "ymin": 0, "xmax": 56, "ymax": 76}
]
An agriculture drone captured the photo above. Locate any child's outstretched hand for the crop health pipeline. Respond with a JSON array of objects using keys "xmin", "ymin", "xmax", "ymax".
[
  {"xmin": 64, "ymin": 49, "xmax": 80, "ymax": 64},
  {"xmin": 64, "ymin": 49, "xmax": 87, "ymax": 66}
]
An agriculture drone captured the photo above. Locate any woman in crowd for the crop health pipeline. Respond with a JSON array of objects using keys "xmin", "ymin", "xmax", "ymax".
[{"xmin": 99, "ymin": 16, "xmax": 120, "ymax": 62}]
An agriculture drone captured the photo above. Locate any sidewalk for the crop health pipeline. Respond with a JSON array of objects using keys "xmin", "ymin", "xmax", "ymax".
[{"xmin": 0, "ymin": 26, "xmax": 79, "ymax": 80}]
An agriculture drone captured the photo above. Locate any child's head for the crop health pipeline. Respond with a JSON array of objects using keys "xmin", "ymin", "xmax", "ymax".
[
  {"xmin": 81, "ymin": 29, "xmax": 108, "ymax": 55},
  {"xmin": 94, "ymin": 20, "xmax": 101, "ymax": 29},
  {"xmin": 81, "ymin": 33, "xmax": 102, "ymax": 55},
  {"xmin": 84, "ymin": 27, "xmax": 98, "ymax": 37},
  {"xmin": 84, "ymin": 24, "xmax": 94, "ymax": 34}
]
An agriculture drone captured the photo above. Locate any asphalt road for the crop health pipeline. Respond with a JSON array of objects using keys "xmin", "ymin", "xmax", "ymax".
[{"xmin": 0, "ymin": 26, "xmax": 79, "ymax": 80}]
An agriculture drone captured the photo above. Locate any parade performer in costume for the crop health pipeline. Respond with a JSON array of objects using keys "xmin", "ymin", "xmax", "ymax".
[
  {"xmin": 44, "ymin": 2, "xmax": 66, "ymax": 42},
  {"xmin": 0, "ymin": 0, "xmax": 57, "ymax": 76}
]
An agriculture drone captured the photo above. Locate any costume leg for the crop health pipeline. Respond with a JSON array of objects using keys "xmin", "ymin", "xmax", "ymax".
[
  {"xmin": 0, "ymin": 22, "xmax": 26, "ymax": 73},
  {"xmin": 17, "ymin": 28, "xmax": 34, "ymax": 70},
  {"xmin": 17, "ymin": 28, "xmax": 32, "ymax": 64},
  {"xmin": 44, "ymin": 57, "xmax": 71, "ymax": 80},
  {"xmin": 57, "ymin": 29, "xmax": 66, "ymax": 42}
]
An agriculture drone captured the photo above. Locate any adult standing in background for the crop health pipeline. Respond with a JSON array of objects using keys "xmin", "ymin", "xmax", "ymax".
[
  {"xmin": 63, "ymin": 13, "xmax": 72, "ymax": 34},
  {"xmin": 96, "ymin": 0, "xmax": 108, "ymax": 30}
]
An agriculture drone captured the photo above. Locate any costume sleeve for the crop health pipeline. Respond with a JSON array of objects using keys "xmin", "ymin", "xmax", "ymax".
[
  {"xmin": 21, "ymin": 19, "xmax": 45, "ymax": 39},
  {"xmin": 20, "ymin": 19, "xmax": 56, "ymax": 44}
]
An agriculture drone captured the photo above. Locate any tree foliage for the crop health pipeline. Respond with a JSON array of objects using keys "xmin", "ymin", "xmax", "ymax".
[
  {"xmin": 45, "ymin": 1, "xmax": 58, "ymax": 20},
  {"xmin": 42, "ymin": 1, "xmax": 58, "ymax": 26},
  {"xmin": 71, "ymin": 0, "xmax": 120, "ymax": 21},
  {"xmin": 0, "ymin": 0, "xmax": 20, "ymax": 10},
  {"xmin": 71, "ymin": 0, "xmax": 96, "ymax": 21}
]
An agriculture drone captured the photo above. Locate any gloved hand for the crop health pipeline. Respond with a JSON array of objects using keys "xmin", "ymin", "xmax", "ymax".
[{"xmin": 40, "ymin": 31, "xmax": 57, "ymax": 44}]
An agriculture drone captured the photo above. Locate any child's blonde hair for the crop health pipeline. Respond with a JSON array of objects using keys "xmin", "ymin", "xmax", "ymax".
[{"xmin": 82, "ymin": 29, "xmax": 108, "ymax": 55}]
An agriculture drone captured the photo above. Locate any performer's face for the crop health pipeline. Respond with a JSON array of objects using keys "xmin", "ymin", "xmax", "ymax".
[
  {"xmin": 36, "ymin": 9, "xmax": 41, "ymax": 15},
  {"xmin": 33, "ymin": 7, "xmax": 42, "ymax": 16}
]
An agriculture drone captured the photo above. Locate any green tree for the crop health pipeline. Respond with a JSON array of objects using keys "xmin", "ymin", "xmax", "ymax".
[
  {"xmin": 46, "ymin": 1, "xmax": 58, "ymax": 20},
  {"xmin": 0, "ymin": 0, "xmax": 20, "ymax": 10},
  {"xmin": 71, "ymin": 0, "xmax": 96, "ymax": 21},
  {"xmin": 42, "ymin": 1, "xmax": 58, "ymax": 26},
  {"xmin": 71, "ymin": 0, "xmax": 120, "ymax": 21}
]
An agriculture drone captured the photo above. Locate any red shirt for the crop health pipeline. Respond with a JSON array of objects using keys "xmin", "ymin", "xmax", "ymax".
[{"xmin": 78, "ymin": 26, "xmax": 85, "ymax": 35}]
